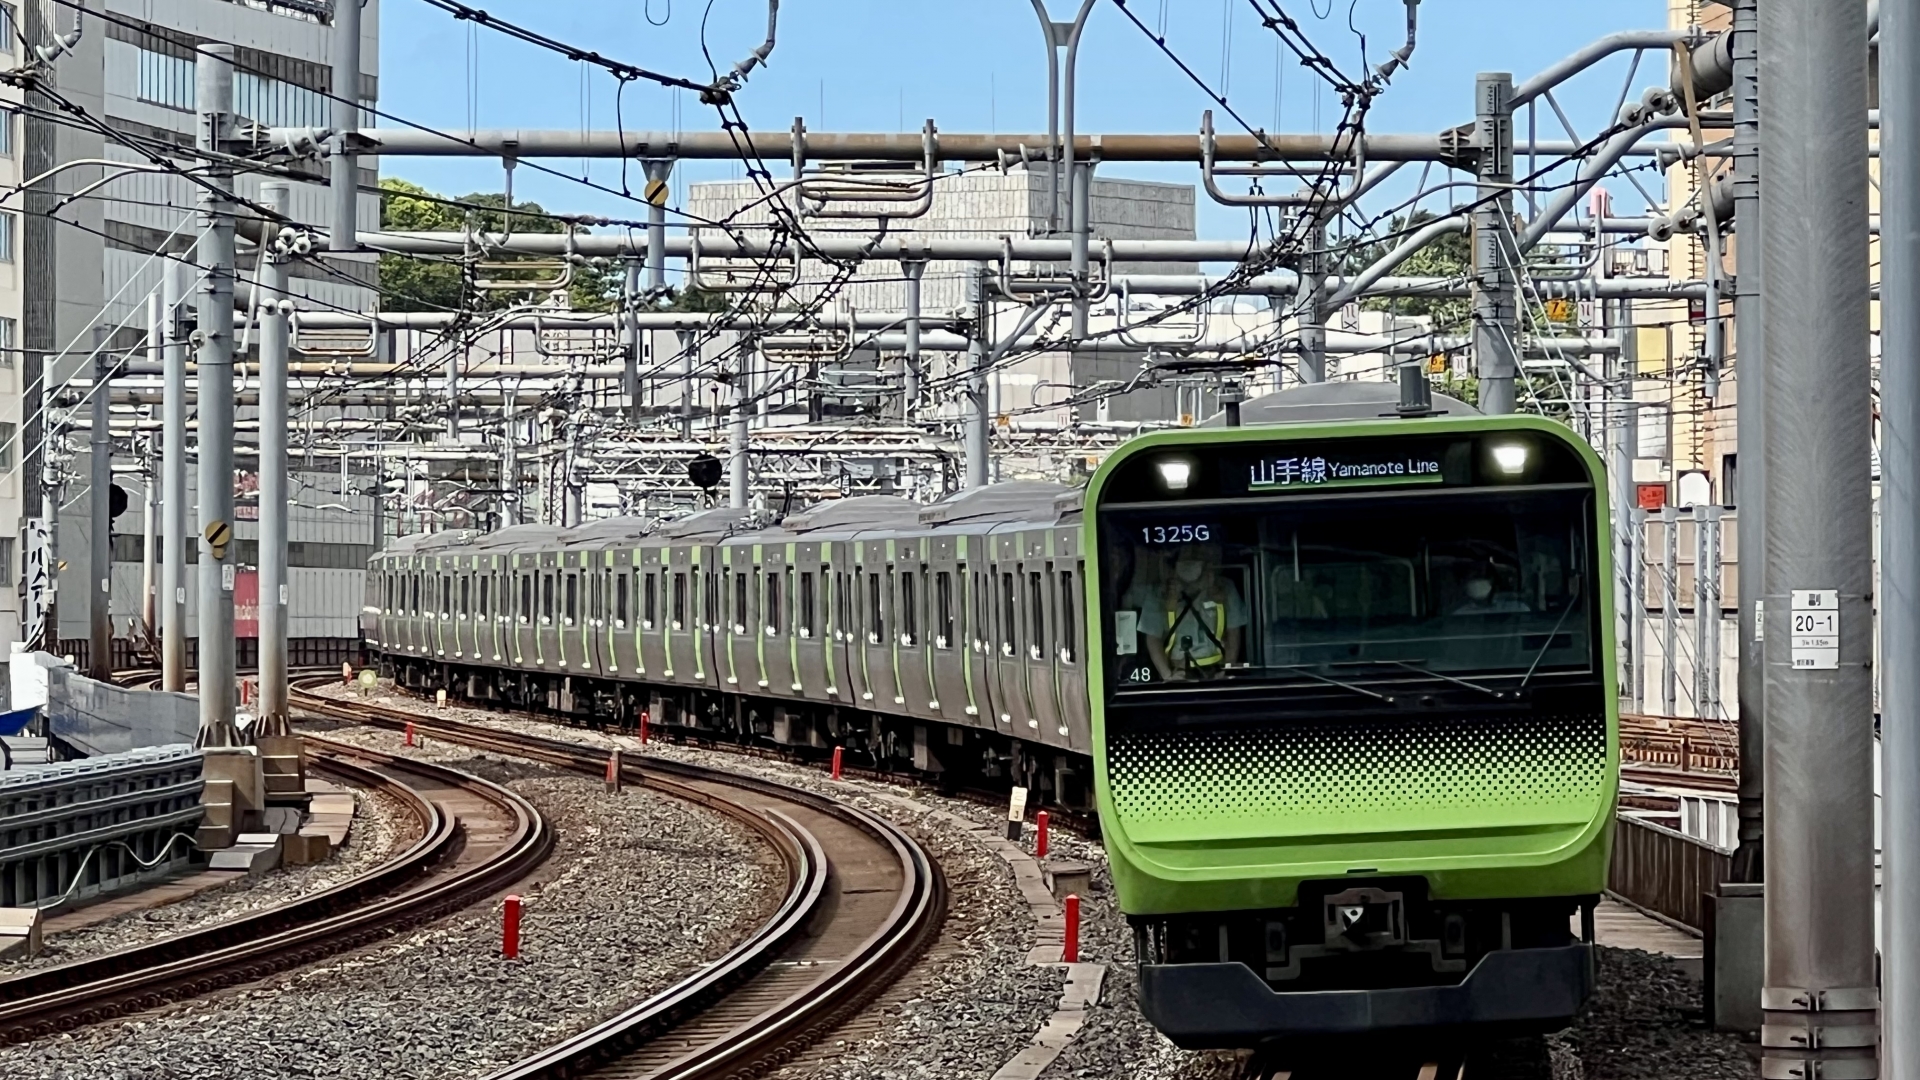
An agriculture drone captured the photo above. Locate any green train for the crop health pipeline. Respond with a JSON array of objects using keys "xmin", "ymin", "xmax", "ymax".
[{"xmin": 1086, "ymin": 403, "xmax": 1616, "ymax": 1047}]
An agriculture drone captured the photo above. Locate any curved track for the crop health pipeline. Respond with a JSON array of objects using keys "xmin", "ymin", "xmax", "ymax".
[
  {"xmin": 0, "ymin": 737, "xmax": 552, "ymax": 1044},
  {"xmin": 290, "ymin": 680, "xmax": 945, "ymax": 1080}
]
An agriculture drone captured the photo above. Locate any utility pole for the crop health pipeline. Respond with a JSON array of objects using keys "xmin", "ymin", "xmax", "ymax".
[
  {"xmin": 622, "ymin": 261, "xmax": 641, "ymax": 421},
  {"xmin": 966, "ymin": 263, "xmax": 990, "ymax": 489},
  {"xmin": 1728, "ymin": 0, "xmax": 1765, "ymax": 883},
  {"xmin": 1028, "ymin": 0, "xmax": 1099, "ymax": 338},
  {"xmin": 1299, "ymin": 218, "xmax": 1329, "ymax": 383},
  {"xmin": 499, "ymin": 406, "xmax": 519, "ymax": 526},
  {"xmin": 329, "ymin": 0, "xmax": 362, "ymax": 254},
  {"xmin": 161, "ymin": 251, "xmax": 188, "ymax": 691},
  {"xmin": 728, "ymin": 343, "xmax": 751, "ymax": 509},
  {"xmin": 194, "ymin": 44, "xmax": 241, "ymax": 748},
  {"xmin": 1876, "ymin": 0, "xmax": 1920, "ymax": 1071},
  {"xmin": 1472, "ymin": 72, "xmax": 1519, "ymax": 415},
  {"xmin": 1757, "ymin": 0, "xmax": 1879, "ymax": 1076},
  {"xmin": 256, "ymin": 183, "xmax": 292, "ymax": 736},
  {"xmin": 88, "ymin": 329, "xmax": 112, "ymax": 680},
  {"xmin": 902, "ymin": 257, "xmax": 925, "ymax": 419}
]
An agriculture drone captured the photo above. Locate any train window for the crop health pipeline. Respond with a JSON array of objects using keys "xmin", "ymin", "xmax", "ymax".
[
  {"xmin": 733, "ymin": 570, "xmax": 748, "ymax": 633},
  {"xmin": 461, "ymin": 576, "xmax": 471, "ymax": 617},
  {"xmin": 520, "ymin": 575, "xmax": 532, "ymax": 623},
  {"xmin": 591, "ymin": 573, "xmax": 602, "ymax": 622},
  {"xmin": 672, "ymin": 573, "xmax": 687, "ymax": 629},
  {"xmin": 704, "ymin": 569, "xmax": 719, "ymax": 629},
  {"xmin": 1001, "ymin": 573, "xmax": 1017, "ymax": 655},
  {"xmin": 564, "ymin": 574, "xmax": 578, "ymax": 625},
  {"xmin": 900, "ymin": 571, "xmax": 918, "ymax": 646},
  {"xmin": 935, "ymin": 572, "xmax": 954, "ymax": 648},
  {"xmin": 1028, "ymin": 572, "xmax": 1045, "ymax": 660},
  {"xmin": 616, "ymin": 573, "xmax": 629, "ymax": 627},
  {"xmin": 798, "ymin": 572, "xmax": 815, "ymax": 638},
  {"xmin": 644, "ymin": 572, "xmax": 657, "ymax": 628},
  {"xmin": 542, "ymin": 573, "xmax": 554, "ymax": 623},
  {"xmin": 867, "ymin": 572, "xmax": 885, "ymax": 644},
  {"xmin": 479, "ymin": 576, "xmax": 490, "ymax": 619},
  {"xmin": 1058, "ymin": 569, "xmax": 1077, "ymax": 664},
  {"xmin": 765, "ymin": 571, "xmax": 782, "ymax": 635}
]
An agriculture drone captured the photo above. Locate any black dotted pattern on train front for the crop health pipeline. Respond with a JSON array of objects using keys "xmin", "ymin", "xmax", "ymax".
[{"xmin": 1106, "ymin": 714, "xmax": 1608, "ymax": 825}]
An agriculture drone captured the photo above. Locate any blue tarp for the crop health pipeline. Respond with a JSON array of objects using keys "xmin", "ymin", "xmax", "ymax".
[{"xmin": 0, "ymin": 706, "xmax": 34, "ymax": 737}]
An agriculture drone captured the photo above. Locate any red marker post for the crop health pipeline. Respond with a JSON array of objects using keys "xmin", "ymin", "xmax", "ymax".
[
  {"xmin": 639, "ymin": 711, "xmax": 650, "ymax": 745},
  {"xmin": 502, "ymin": 895, "xmax": 522, "ymax": 960},
  {"xmin": 1035, "ymin": 810, "xmax": 1051, "ymax": 859},
  {"xmin": 342, "ymin": 662, "xmax": 353, "ymax": 684},
  {"xmin": 830, "ymin": 746, "xmax": 844, "ymax": 781},
  {"xmin": 1062, "ymin": 894, "xmax": 1080, "ymax": 963},
  {"xmin": 404, "ymin": 721, "xmax": 416, "ymax": 748},
  {"xmin": 605, "ymin": 750, "xmax": 622, "ymax": 793}
]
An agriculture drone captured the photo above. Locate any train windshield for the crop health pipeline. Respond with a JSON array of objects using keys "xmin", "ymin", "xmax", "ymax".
[{"xmin": 1099, "ymin": 488, "xmax": 1595, "ymax": 692}]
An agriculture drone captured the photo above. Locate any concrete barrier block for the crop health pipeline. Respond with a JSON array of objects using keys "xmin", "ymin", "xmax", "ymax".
[
  {"xmin": 0, "ymin": 907, "xmax": 44, "ymax": 958},
  {"xmin": 208, "ymin": 843, "xmax": 281, "ymax": 875},
  {"xmin": 194, "ymin": 824, "xmax": 236, "ymax": 851},
  {"xmin": 1042, "ymin": 860, "xmax": 1092, "ymax": 903}
]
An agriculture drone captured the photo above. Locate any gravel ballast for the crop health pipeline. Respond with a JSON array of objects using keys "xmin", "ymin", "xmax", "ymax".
[
  {"xmin": 2, "ymin": 781, "xmax": 412, "ymax": 975},
  {"xmin": 0, "ymin": 726, "xmax": 782, "ymax": 1080}
]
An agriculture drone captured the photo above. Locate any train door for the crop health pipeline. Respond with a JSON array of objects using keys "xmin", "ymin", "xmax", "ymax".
[
  {"xmin": 858, "ymin": 539, "xmax": 900, "ymax": 711},
  {"xmin": 826, "ymin": 541, "xmax": 854, "ymax": 705},
  {"xmin": 637, "ymin": 544, "xmax": 665, "ymax": 678},
  {"xmin": 928, "ymin": 536, "xmax": 970, "ymax": 725},
  {"xmin": 894, "ymin": 537, "xmax": 935, "ymax": 719},
  {"xmin": 721, "ymin": 542, "xmax": 756, "ymax": 698},
  {"xmin": 794, "ymin": 542, "xmax": 830, "ymax": 703},
  {"xmin": 663, "ymin": 544, "xmax": 691, "ymax": 683},
  {"xmin": 989, "ymin": 531, "xmax": 1033, "ymax": 732},
  {"xmin": 511, "ymin": 555, "xmax": 533, "ymax": 669},
  {"xmin": 1021, "ymin": 532, "xmax": 1064, "ymax": 740},
  {"xmin": 1050, "ymin": 530, "xmax": 1090, "ymax": 749},
  {"xmin": 964, "ymin": 536, "xmax": 998, "ymax": 729},
  {"xmin": 759, "ymin": 544, "xmax": 796, "ymax": 696}
]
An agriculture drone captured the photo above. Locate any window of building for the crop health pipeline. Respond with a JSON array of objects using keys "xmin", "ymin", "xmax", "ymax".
[
  {"xmin": 137, "ymin": 49, "xmax": 196, "ymax": 111},
  {"xmin": 136, "ymin": 48, "xmax": 331, "ymax": 127},
  {"xmin": 0, "ymin": 5, "xmax": 16, "ymax": 53},
  {"xmin": 0, "ymin": 212, "xmax": 17, "ymax": 263},
  {"xmin": 0, "ymin": 108, "xmax": 16, "ymax": 158},
  {"xmin": 0, "ymin": 421, "xmax": 15, "ymax": 471}
]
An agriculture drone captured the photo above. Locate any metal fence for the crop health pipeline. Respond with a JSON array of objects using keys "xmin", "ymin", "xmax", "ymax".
[
  {"xmin": 1607, "ymin": 811, "xmax": 1733, "ymax": 932},
  {"xmin": 0, "ymin": 744, "xmax": 204, "ymax": 908}
]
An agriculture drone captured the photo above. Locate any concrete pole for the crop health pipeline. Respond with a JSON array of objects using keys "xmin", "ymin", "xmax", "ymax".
[
  {"xmin": 161, "ymin": 256, "xmax": 188, "ymax": 691},
  {"xmin": 256, "ymin": 183, "xmax": 292, "ymax": 735},
  {"xmin": 902, "ymin": 258, "xmax": 924, "ymax": 419},
  {"xmin": 728, "ymin": 344, "xmax": 751, "ymax": 509},
  {"xmin": 194, "ymin": 44, "xmax": 240, "ymax": 748},
  {"xmin": 1629, "ymin": 506, "xmax": 1647, "ymax": 712},
  {"xmin": 966, "ymin": 264, "xmax": 990, "ymax": 489},
  {"xmin": 643, "ymin": 158, "xmax": 671, "ymax": 293},
  {"xmin": 1472, "ymin": 72, "xmax": 1519, "ymax": 414},
  {"xmin": 1877, "ymin": 0, "xmax": 1920, "ymax": 1070},
  {"xmin": 1300, "ymin": 219, "xmax": 1329, "ymax": 383},
  {"xmin": 1757, "ymin": 0, "xmax": 1879, "ymax": 1071},
  {"xmin": 88, "ymin": 339, "xmax": 112, "ymax": 680},
  {"xmin": 678, "ymin": 329, "xmax": 695, "ymax": 439},
  {"xmin": 622, "ymin": 262, "xmax": 641, "ymax": 420},
  {"xmin": 1729, "ymin": 0, "xmax": 1765, "ymax": 884},
  {"xmin": 328, "ymin": 0, "xmax": 362, "ymax": 253},
  {"xmin": 1057, "ymin": 0, "xmax": 1098, "ymax": 339},
  {"xmin": 1661, "ymin": 505, "xmax": 1678, "ymax": 717},
  {"xmin": 499, "ymin": 407, "xmax": 519, "ymax": 526},
  {"xmin": 139, "ymin": 463, "xmax": 155, "ymax": 643}
]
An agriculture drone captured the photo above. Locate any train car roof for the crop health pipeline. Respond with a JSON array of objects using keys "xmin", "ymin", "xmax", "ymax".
[
  {"xmin": 562, "ymin": 516, "xmax": 656, "ymax": 547},
  {"xmin": 780, "ymin": 495, "xmax": 922, "ymax": 535},
  {"xmin": 918, "ymin": 481, "xmax": 1075, "ymax": 529},
  {"xmin": 652, "ymin": 506, "xmax": 762, "ymax": 541},
  {"xmin": 471, "ymin": 523, "xmax": 573, "ymax": 552},
  {"xmin": 1201, "ymin": 380, "xmax": 1478, "ymax": 426}
]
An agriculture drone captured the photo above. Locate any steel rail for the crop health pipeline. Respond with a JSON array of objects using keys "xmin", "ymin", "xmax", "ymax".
[
  {"xmin": 0, "ymin": 740, "xmax": 551, "ymax": 1043},
  {"xmin": 287, "ymin": 680, "xmax": 944, "ymax": 1080}
]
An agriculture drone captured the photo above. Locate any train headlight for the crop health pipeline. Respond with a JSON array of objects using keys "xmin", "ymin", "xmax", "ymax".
[
  {"xmin": 1491, "ymin": 443, "xmax": 1529, "ymax": 476},
  {"xmin": 1156, "ymin": 459, "xmax": 1193, "ymax": 491}
]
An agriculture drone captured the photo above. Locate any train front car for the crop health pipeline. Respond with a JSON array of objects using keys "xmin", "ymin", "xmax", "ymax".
[{"xmin": 1086, "ymin": 414, "xmax": 1616, "ymax": 1051}]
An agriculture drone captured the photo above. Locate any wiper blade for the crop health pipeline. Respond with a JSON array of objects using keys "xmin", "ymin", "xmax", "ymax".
[
  {"xmin": 1272, "ymin": 665, "xmax": 1395, "ymax": 703},
  {"xmin": 1382, "ymin": 660, "xmax": 1509, "ymax": 700}
]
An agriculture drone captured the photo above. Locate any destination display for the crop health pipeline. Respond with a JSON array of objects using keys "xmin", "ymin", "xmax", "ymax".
[{"xmin": 1245, "ymin": 452, "xmax": 1446, "ymax": 492}]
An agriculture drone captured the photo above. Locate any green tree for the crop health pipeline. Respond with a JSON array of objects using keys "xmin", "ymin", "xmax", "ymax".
[{"xmin": 377, "ymin": 179, "xmax": 619, "ymax": 313}]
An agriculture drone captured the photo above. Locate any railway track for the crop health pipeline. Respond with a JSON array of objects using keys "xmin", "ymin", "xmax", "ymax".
[
  {"xmin": 0, "ymin": 736, "xmax": 552, "ymax": 1044},
  {"xmin": 289, "ymin": 679, "xmax": 946, "ymax": 1080}
]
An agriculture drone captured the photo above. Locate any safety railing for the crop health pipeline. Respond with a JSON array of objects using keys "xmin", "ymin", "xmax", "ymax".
[
  {"xmin": 0, "ymin": 744, "xmax": 204, "ymax": 909},
  {"xmin": 1607, "ymin": 811, "xmax": 1731, "ymax": 933}
]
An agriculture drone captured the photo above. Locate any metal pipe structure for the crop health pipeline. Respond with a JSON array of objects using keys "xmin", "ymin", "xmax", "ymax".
[
  {"xmin": 1056, "ymin": 0, "xmax": 1098, "ymax": 338},
  {"xmin": 1757, "ymin": 0, "xmax": 1880, "ymax": 1072},
  {"xmin": 256, "ymin": 183, "xmax": 292, "ymax": 736},
  {"xmin": 161, "ymin": 251, "xmax": 188, "ymax": 691},
  {"xmin": 1298, "ymin": 219, "xmax": 1328, "ymax": 383},
  {"xmin": 643, "ymin": 158, "xmax": 671, "ymax": 292},
  {"xmin": 328, "ymin": 0, "xmax": 361, "ymax": 252},
  {"xmin": 622, "ymin": 263, "xmax": 641, "ymax": 418},
  {"xmin": 1661, "ymin": 505, "xmax": 1677, "ymax": 718},
  {"xmin": 1510, "ymin": 30, "xmax": 1690, "ymax": 107},
  {"xmin": 1729, "ymin": 0, "xmax": 1765, "ymax": 885},
  {"xmin": 1879, "ymin": 0, "xmax": 1920, "ymax": 1070},
  {"xmin": 193, "ymin": 44, "xmax": 241, "ymax": 748},
  {"xmin": 966, "ymin": 264, "xmax": 990, "ymax": 489},
  {"xmin": 88, "ymin": 331, "xmax": 111, "ymax": 680},
  {"xmin": 1473, "ymin": 72, "xmax": 1520, "ymax": 414}
]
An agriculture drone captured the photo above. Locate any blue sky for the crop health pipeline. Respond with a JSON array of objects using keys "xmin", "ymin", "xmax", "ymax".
[{"xmin": 377, "ymin": 0, "xmax": 1671, "ymax": 238}]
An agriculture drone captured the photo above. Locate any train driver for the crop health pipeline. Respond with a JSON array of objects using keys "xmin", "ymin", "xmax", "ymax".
[{"xmin": 1142, "ymin": 542, "xmax": 1248, "ymax": 681}]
